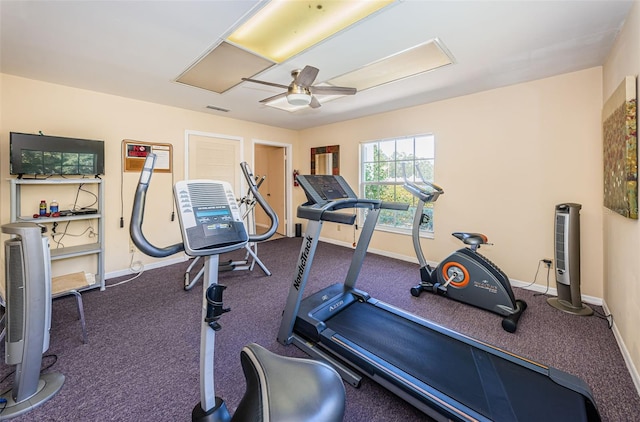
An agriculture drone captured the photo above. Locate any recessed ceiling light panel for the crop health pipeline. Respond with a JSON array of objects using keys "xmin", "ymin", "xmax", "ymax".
[
  {"xmin": 328, "ymin": 39, "xmax": 455, "ymax": 92},
  {"xmin": 228, "ymin": 0, "xmax": 394, "ymax": 63},
  {"xmin": 176, "ymin": 41, "xmax": 274, "ymax": 94}
]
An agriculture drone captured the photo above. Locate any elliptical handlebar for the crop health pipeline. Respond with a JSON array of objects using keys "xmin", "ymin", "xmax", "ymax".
[
  {"xmin": 130, "ymin": 155, "xmax": 279, "ymax": 258},
  {"xmin": 130, "ymin": 154, "xmax": 185, "ymax": 258},
  {"xmin": 240, "ymin": 162, "xmax": 279, "ymax": 242}
]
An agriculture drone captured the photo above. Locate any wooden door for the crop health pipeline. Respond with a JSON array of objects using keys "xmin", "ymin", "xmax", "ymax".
[{"xmin": 254, "ymin": 145, "xmax": 286, "ymax": 236}]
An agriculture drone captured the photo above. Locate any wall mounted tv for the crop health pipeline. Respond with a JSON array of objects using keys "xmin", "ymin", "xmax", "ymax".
[{"xmin": 10, "ymin": 132, "xmax": 105, "ymax": 177}]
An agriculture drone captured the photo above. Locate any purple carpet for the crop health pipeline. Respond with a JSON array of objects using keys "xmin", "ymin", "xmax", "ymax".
[{"xmin": 1, "ymin": 237, "xmax": 638, "ymax": 421}]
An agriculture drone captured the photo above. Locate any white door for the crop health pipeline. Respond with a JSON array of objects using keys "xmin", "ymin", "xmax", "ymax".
[{"xmin": 186, "ymin": 133, "xmax": 242, "ymax": 195}]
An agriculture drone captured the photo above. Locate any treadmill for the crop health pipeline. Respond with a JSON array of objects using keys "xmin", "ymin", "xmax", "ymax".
[{"xmin": 277, "ymin": 174, "xmax": 601, "ymax": 422}]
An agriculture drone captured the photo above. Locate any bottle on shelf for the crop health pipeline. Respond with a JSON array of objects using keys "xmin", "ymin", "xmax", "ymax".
[
  {"xmin": 50, "ymin": 200, "xmax": 59, "ymax": 214},
  {"xmin": 39, "ymin": 200, "xmax": 47, "ymax": 216}
]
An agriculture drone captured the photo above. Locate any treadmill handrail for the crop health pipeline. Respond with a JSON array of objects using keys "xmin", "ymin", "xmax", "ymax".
[
  {"xmin": 297, "ymin": 198, "xmax": 377, "ymax": 222},
  {"xmin": 297, "ymin": 198, "xmax": 408, "ymax": 223}
]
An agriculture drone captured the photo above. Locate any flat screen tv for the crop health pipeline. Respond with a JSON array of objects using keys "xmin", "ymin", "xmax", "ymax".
[{"xmin": 9, "ymin": 132, "xmax": 105, "ymax": 176}]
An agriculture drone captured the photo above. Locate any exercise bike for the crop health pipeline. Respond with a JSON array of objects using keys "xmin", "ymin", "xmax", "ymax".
[
  {"xmin": 403, "ymin": 166, "xmax": 526, "ymax": 333},
  {"xmin": 130, "ymin": 154, "xmax": 345, "ymax": 421}
]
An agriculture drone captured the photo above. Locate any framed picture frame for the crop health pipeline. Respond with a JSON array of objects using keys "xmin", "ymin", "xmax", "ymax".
[{"xmin": 603, "ymin": 76, "xmax": 638, "ymax": 219}]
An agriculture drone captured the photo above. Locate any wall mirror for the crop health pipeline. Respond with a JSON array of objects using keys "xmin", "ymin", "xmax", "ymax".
[{"xmin": 311, "ymin": 145, "xmax": 339, "ymax": 175}]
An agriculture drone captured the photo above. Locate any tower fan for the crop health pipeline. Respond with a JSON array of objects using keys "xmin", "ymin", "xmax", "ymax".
[
  {"xmin": 547, "ymin": 203, "xmax": 593, "ymax": 316},
  {"xmin": 1, "ymin": 222, "xmax": 64, "ymax": 418}
]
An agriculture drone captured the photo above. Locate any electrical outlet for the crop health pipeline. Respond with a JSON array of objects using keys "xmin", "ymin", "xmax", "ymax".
[
  {"xmin": 542, "ymin": 258, "xmax": 553, "ymax": 268},
  {"xmin": 85, "ymin": 272, "xmax": 96, "ymax": 286},
  {"xmin": 129, "ymin": 240, "xmax": 136, "ymax": 253},
  {"xmin": 337, "ymin": 225, "xmax": 341, "ymax": 232}
]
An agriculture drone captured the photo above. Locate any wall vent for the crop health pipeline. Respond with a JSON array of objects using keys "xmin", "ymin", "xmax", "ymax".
[{"xmin": 206, "ymin": 105, "xmax": 230, "ymax": 112}]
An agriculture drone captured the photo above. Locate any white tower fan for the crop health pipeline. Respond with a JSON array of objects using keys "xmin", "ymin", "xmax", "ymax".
[{"xmin": 1, "ymin": 222, "xmax": 64, "ymax": 419}]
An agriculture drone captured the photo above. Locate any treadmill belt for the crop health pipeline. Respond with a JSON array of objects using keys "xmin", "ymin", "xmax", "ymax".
[{"xmin": 324, "ymin": 302, "xmax": 589, "ymax": 421}]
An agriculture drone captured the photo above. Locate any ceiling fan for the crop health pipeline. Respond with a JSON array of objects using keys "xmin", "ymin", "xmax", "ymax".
[{"xmin": 242, "ymin": 65, "xmax": 357, "ymax": 108}]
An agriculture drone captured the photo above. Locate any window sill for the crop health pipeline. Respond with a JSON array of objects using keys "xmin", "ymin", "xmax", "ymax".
[{"xmin": 373, "ymin": 225, "xmax": 435, "ymax": 239}]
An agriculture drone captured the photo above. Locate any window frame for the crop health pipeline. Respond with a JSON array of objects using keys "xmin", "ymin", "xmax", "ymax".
[{"xmin": 359, "ymin": 134, "xmax": 436, "ymax": 237}]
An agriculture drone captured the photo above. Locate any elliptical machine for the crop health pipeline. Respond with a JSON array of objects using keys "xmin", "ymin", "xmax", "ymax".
[
  {"xmin": 183, "ymin": 174, "xmax": 271, "ymax": 291},
  {"xmin": 130, "ymin": 154, "xmax": 345, "ymax": 421},
  {"xmin": 403, "ymin": 166, "xmax": 526, "ymax": 333}
]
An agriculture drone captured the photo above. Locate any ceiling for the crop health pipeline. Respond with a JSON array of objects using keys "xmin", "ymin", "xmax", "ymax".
[{"xmin": 0, "ymin": 1, "xmax": 634, "ymax": 131}]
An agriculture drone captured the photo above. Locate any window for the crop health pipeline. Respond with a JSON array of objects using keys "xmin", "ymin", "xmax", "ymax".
[{"xmin": 360, "ymin": 134, "xmax": 435, "ymax": 234}]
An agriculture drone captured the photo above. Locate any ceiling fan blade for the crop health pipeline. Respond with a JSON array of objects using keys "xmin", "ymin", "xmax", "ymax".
[
  {"xmin": 309, "ymin": 95, "xmax": 321, "ymax": 109},
  {"xmin": 259, "ymin": 92, "xmax": 287, "ymax": 104},
  {"xmin": 310, "ymin": 86, "xmax": 357, "ymax": 96},
  {"xmin": 242, "ymin": 77, "xmax": 289, "ymax": 90},
  {"xmin": 295, "ymin": 65, "xmax": 319, "ymax": 87}
]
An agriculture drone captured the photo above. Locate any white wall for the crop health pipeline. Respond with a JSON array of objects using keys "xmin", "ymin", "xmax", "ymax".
[
  {"xmin": 602, "ymin": 0, "xmax": 640, "ymax": 394},
  {"xmin": 0, "ymin": 67, "xmax": 607, "ymax": 298},
  {"xmin": 0, "ymin": 74, "xmax": 299, "ymax": 278},
  {"xmin": 298, "ymin": 67, "xmax": 604, "ymax": 298},
  {"xmin": 3, "ymin": 41, "xmax": 638, "ymax": 389}
]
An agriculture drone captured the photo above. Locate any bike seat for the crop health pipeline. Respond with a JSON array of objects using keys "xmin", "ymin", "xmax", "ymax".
[
  {"xmin": 452, "ymin": 232, "xmax": 488, "ymax": 246},
  {"xmin": 232, "ymin": 343, "xmax": 346, "ymax": 422}
]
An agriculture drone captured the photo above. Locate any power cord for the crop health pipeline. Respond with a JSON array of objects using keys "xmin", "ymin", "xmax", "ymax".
[
  {"xmin": 106, "ymin": 250, "xmax": 145, "ymax": 288},
  {"xmin": 523, "ymin": 259, "xmax": 552, "ymax": 295},
  {"xmin": 593, "ymin": 307, "xmax": 614, "ymax": 329},
  {"xmin": 526, "ymin": 260, "xmax": 613, "ymax": 329},
  {"xmin": 50, "ymin": 221, "xmax": 96, "ymax": 249},
  {"xmin": 0, "ymin": 354, "xmax": 58, "ymax": 385},
  {"xmin": 75, "ymin": 183, "xmax": 98, "ymax": 210},
  {"xmin": 0, "ymin": 353, "xmax": 58, "ymax": 414},
  {"xmin": 533, "ymin": 259, "xmax": 552, "ymax": 296}
]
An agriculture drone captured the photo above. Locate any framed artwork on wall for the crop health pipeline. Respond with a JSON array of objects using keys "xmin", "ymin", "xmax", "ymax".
[
  {"xmin": 310, "ymin": 145, "xmax": 340, "ymax": 175},
  {"xmin": 603, "ymin": 76, "xmax": 638, "ymax": 219}
]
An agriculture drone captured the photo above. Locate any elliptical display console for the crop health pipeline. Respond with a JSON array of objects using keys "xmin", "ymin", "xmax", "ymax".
[{"xmin": 174, "ymin": 179, "xmax": 248, "ymax": 254}]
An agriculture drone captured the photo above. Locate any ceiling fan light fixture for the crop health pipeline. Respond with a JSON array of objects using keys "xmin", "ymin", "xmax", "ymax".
[
  {"xmin": 286, "ymin": 92, "xmax": 312, "ymax": 106},
  {"xmin": 264, "ymin": 96, "xmax": 309, "ymax": 112},
  {"xmin": 245, "ymin": 65, "xmax": 356, "ymax": 111}
]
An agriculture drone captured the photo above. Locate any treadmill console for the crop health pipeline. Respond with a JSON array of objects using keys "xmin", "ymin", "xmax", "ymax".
[
  {"xmin": 174, "ymin": 180, "xmax": 248, "ymax": 256},
  {"xmin": 296, "ymin": 175, "xmax": 357, "ymax": 206}
]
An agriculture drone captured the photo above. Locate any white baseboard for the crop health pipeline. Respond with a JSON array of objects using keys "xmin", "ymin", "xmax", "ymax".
[
  {"xmin": 106, "ymin": 254, "xmax": 188, "ymax": 279},
  {"xmin": 602, "ymin": 300, "xmax": 640, "ymax": 398},
  {"xmin": 319, "ymin": 235, "xmax": 417, "ymax": 263},
  {"xmin": 506, "ymin": 280, "xmax": 603, "ymax": 305},
  {"xmin": 318, "ymin": 236, "xmax": 603, "ymax": 306}
]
